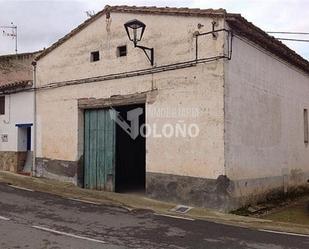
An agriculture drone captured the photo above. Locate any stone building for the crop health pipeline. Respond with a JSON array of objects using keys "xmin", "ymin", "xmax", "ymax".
[
  {"xmin": 0, "ymin": 52, "xmax": 37, "ymax": 174},
  {"xmin": 34, "ymin": 5, "xmax": 309, "ymax": 211}
]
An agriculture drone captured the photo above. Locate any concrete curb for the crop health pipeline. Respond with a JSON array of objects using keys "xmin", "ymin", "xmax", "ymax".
[{"xmin": 1, "ymin": 171, "xmax": 309, "ymax": 236}]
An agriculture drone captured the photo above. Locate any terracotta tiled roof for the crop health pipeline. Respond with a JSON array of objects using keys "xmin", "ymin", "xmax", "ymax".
[
  {"xmin": 0, "ymin": 80, "xmax": 33, "ymax": 91},
  {"xmin": 105, "ymin": 5, "xmax": 227, "ymax": 16},
  {"xmin": 35, "ymin": 5, "xmax": 309, "ymax": 74},
  {"xmin": 0, "ymin": 51, "xmax": 40, "ymax": 91},
  {"xmin": 0, "ymin": 51, "xmax": 39, "ymax": 61}
]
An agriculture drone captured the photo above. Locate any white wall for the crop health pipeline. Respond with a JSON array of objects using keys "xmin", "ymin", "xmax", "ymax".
[
  {"xmin": 225, "ymin": 35, "xmax": 309, "ymax": 198},
  {"xmin": 36, "ymin": 11, "xmax": 227, "ymax": 180},
  {"xmin": 0, "ymin": 91, "xmax": 34, "ymax": 152}
]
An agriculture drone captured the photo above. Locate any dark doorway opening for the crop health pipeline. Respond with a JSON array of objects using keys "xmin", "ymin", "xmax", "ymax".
[
  {"xmin": 15, "ymin": 123, "xmax": 33, "ymax": 174},
  {"xmin": 115, "ymin": 104, "xmax": 146, "ymax": 193},
  {"xmin": 26, "ymin": 127, "xmax": 31, "ymax": 151}
]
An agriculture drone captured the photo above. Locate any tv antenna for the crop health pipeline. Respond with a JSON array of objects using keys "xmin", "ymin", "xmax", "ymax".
[
  {"xmin": 85, "ymin": 10, "xmax": 96, "ymax": 18},
  {"xmin": 0, "ymin": 22, "xmax": 17, "ymax": 54}
]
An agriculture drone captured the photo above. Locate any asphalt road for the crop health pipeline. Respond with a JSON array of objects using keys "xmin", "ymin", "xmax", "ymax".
[{"xmin": 0, "ymin": 183, "xmax": 308, "ymax": 249}]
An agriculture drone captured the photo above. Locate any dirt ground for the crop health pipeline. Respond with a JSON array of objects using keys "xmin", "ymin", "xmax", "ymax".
[
  {"xmin": 261, "ymin": 196, "xmax": 309, "ymax": 225},
  {"xmin": 235, "ymin": 195, "xmax": 309, "ymax": 226}
]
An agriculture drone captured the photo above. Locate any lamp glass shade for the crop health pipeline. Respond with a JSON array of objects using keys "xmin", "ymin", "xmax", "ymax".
[{"xmin": 124, "ymin": 19, "xmax": 146, "ymax": 44}]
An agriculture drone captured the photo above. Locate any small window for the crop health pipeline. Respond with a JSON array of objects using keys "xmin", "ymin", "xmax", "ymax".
[
  {"xmin": 90, "ymin": 51, "xmax": 100, "ymax": 62},
  {"xmin": 304, "ymin": 109, "xmax": 308, "ymax": 144},
  {"xmin": 117, "ymin": 45, "xmax": 127, "ymax": 57},
  {"xmin": 0, "ymin": 96, "xmax": 5, "ymax": 115}
]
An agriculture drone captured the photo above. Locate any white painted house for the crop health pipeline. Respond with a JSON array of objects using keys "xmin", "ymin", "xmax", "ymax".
[
  {"xmin": 0, "ymin": 52, "xmax": 37, "ymax": 174},
  {"xmin": 34, "ymin": 6, "xmax": 309, "ymax": 211}
]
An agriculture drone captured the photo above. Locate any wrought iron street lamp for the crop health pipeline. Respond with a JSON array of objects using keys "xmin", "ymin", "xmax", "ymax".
[{"xmin": 124, "ymin": 19, "xmax": 154, "ymax": 66}]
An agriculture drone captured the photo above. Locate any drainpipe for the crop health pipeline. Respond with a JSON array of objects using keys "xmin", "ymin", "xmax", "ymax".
[
  {"xmin": 3, "ymin": 94, "xmax": 11, "ymax": 124},
  {"xmin": 31, "ymin": 60, "xmax": 37, "ymax": 177}
]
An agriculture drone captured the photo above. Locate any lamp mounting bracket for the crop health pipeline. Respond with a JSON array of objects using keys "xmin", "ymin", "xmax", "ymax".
[{"xmin": 135, "ymin": 44, "xmax": 154, "ymax": 66}]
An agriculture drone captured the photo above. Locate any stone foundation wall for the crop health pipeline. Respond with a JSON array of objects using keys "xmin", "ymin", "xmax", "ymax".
[
  {"xmin": 146, "ymin": 172, "xmax": 309, "ymax": 212},
  {"xmin": 231, "ymin": 171, "xmax": 309, "ymax": 209},
  {"xmin": 0, "ymin": 151, "xmax": 27, "ymax": 172},
  {"xmin": 146, "ymin": 172, "xmax": 234, "ymax": 211},
  {"xmin": 35, "ymin": 157, "xmax": 81, "ymax": 185}
]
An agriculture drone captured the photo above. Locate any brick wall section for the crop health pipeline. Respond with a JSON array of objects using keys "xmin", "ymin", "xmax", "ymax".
[{"xmin": 0, "ymin": 53, "xmax": 35, "ymax": 86}]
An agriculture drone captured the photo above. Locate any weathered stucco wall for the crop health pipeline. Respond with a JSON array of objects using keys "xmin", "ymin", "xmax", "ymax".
[
  {"xmin": 0, "ymin": 53, "xmax": 35, "ymax": 172},
  {"xmin": 36, "ymin": 11, "xmax": 227, "ymax": 207},
  {"xmin": 0, "ymin": 91, "xmax": 34, "ymax": 152},
  {"xmin": 0, "ymin": 92, "xmax": 34, "ymax": 172},
  {"xmin": 225, "ymin": 35, "xmax": 309, "ymax": 207},
  {"xmin": 36, "ymin": 13, "xmax": 225, "ymax": 83}
]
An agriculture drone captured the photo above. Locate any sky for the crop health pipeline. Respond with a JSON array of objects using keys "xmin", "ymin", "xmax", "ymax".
[{"xmin": 0, "ymin": 0, "xmax": 308, "ymax": 60}]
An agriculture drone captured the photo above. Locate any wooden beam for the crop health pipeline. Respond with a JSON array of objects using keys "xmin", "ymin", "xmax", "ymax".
[{"xmin": 78, "ymin": 91, "xmax": 152, "ymax": 109}]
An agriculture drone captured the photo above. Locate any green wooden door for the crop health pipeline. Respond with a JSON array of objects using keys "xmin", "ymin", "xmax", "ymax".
[{"xmin": 84, "ymin": 108, "xmax": 116, "ymax": 191}]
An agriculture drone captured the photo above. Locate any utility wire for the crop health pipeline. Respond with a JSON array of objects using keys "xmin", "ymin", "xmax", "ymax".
[
  {"xmin": 266, "ymin": 31, "xmax": 309, "ymax": 42},
  {"xmin": 277, "ymin": 38, "xmax": 309, "ymax": 42},
  {"xmin": 267, "ymin": 31, "xmax": 309, "ymax": 35}
]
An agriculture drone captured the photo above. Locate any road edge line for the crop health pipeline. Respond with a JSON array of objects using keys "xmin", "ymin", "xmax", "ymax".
[
  {"xmin": 259, "ymin": 229, "xmax": 309, "ymax": 238},
  {"xmin": 32, "ymin": 225, "xmax": 106, "ymax": 244},
  {"xmin": 0, "ymin": 216, "xmax": 10, "ymax": 221},
  {"xmin": 67, "ymin": 198, "xmax": 101, "ymax": 205},
  {"xmin": 154, "ymin": 213, "xmax": 195, "ymax": 221},
  {"xmin": 9, "ymin": 185, "xmax": 34, "ymax": 192}
]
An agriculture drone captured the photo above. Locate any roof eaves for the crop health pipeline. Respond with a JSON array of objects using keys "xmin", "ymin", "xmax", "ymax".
[
  {"xmin": 0, "ymin": 51, "xmax": 41, "ymax": 61},
  {"xmin": 0, "ymin": 80, "xmax": 33, "ymax": 91},
  {"xmin": 108, "ymin": 5, "xmax": 226, "ymax": 17},
  {"xmin": 226, "ymin": 14, "xmax": 309, "ymax": 74}
]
